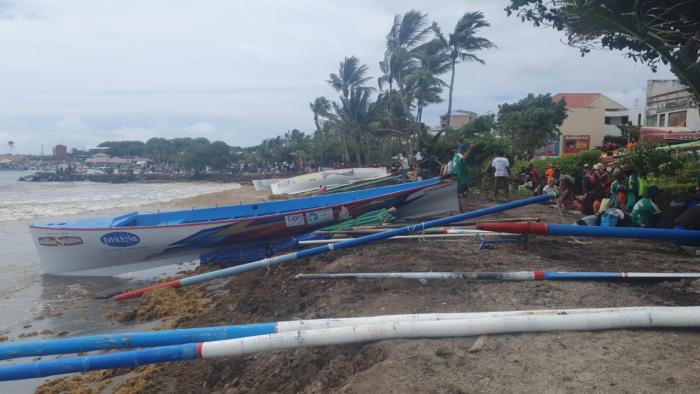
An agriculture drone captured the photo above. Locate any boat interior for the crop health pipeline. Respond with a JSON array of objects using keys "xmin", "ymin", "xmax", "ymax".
[{"xmin": 33, "ymin": 178, "xmax": 439, "ymax": 229}]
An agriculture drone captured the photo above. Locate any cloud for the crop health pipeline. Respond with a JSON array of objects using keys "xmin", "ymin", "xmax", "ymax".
[{"xmin": 0, "ymin": 0, "xmax": 676, "ymax": 154}]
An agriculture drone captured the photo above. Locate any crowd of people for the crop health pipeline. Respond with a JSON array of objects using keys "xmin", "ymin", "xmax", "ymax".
[{"xmin": 519, "ymin": 161, "xmax": 700, "ymax": 230}]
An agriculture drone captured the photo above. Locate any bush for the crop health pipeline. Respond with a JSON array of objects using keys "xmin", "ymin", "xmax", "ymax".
[{"xmin": 515, "ymin": 149, "xmax": 601, "ymax": 181}]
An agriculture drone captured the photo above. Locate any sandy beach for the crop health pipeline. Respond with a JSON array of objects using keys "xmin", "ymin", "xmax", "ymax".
[
  {"xmin": 31, "ymin": 192, "xmax": 700, "ymax": 393},
  {"xmin": 168, "ymin": 183, "xmax": 272, "ymax": 210}
]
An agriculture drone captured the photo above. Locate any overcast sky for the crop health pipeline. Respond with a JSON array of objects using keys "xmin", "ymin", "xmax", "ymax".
[{"xmin": 0, "ymin": 0, "xmax": 675, "ymax": 154}]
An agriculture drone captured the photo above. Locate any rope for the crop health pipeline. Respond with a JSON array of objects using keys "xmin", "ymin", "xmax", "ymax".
[{"xmin": 555, "ymin": 200, "xmax": 592, "ymax": 245}]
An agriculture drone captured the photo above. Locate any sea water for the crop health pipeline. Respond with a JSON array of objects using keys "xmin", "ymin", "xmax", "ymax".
[{"xmin": 0, "ymin": 170, "xmax": 240, "ymax": 391}]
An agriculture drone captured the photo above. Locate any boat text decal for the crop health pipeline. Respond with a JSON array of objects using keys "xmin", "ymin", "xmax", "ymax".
[
  {"xmin": 38, "ymin": 236, "xmax": 84, "ymax": 247},
  {"xmin": 305, "ymin": 208, "xmax": 334, "ymax": 225},
  {"xmin": 100, "ymin": 232, "xmax": 141, "ymax": 248},
  {"xmin": 284, "ymin": 214, "xmax": 305, "ymax": 227}
]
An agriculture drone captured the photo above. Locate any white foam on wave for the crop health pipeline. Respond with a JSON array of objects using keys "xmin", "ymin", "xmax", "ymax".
[{"xmin": 0, "ymin": 181, "xmax": 240, "ymax": 222}]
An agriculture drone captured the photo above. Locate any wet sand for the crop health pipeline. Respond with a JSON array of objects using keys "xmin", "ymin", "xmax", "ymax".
[{"xmin": 33, "ymin": 192, "xmax": 700, "ymax": 393}]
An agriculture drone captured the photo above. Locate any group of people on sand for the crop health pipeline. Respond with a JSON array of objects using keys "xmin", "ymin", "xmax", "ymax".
[{"xmin": 533, "ymin": 162, "xmax": 700, "ymax": 230}]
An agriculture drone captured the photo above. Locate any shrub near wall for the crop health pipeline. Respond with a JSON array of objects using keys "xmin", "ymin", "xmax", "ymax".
[{"xmin": 515, "ymin": 150, "xmax": 602, "ymax": 190}]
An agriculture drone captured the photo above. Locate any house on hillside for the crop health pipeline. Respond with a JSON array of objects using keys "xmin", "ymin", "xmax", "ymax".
[{"xmin": 551, "ymin": 93, "xmax": 629, "ymax": 155}]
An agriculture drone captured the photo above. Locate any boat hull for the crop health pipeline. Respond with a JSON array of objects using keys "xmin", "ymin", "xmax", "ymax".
[
  {"xmin": 30, "ymin": 179, "xmax": 450, "ymax": 276},
  {"xmin": 270, "ymin": 168, "xmax": 389, "ymax": 195}
]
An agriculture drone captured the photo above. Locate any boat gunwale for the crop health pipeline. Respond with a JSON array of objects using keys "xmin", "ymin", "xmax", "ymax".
[{"xmin": 29, "ymin": 180, "xmax": 444, "ymax": 232}]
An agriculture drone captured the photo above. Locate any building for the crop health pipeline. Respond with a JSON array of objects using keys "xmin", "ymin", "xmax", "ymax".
[
  {"xmin": 645, "ymin": 79, "xmax": 700, "ymax": 130},
  {"xmin": 551, "ymin": 93, "xmax": 628, "ymax": 155},
  {"xmin": 440, "ymin": 110, "xmax": 478, "ymax": 129},
  {"xmin": 53, "ymin": 144, "xmax": 68, "ymax": 161}
]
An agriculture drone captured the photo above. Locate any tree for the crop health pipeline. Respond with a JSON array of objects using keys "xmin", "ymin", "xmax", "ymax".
[
  {"xmin": 7, "ymin": 140, "xmax": 14, "ymax": 155},
  {"xmin": 496, "ymin": 93, "xmax": 567, "ymax": 158},
  {"xmin": 436, "ymin": 11, "xmax": 495, "ymax": 129},
  {"xmin": 332, "ymin": 87, "xmax": 376, "ymax": 165},
  {"xmin": 459, "ymin": 113, "xmax": 495, "ymax": 138},
  {"xmin": 408, "ymin": 38, "xmax": 451, "ymax": 124},
  {"xmin": 505, "ymin": 0, "xmax": 700, "ymax": 101},
  {"xmin": 309, "ymin": 97, "xmax": 331, "ymax": 134},
  {"xmin": 380, "ymin": 9, "xmax": 433, "ymax": 96},
  {"xmin": 178, "ymin": 142, "xmax": 210, "ymax": 174},
  {"xmin": 206, "ymin": 141, "xmax": 233, "ymax": 171},
  {"xmin": 145, "ymin": 138, "xmax": 175, "ymax": 164},
  {"xmin": 98, "ymin": 141, "xmax": 146, "ymax": 157},
  {"xmin": 328, "ymin": 56, "xmax": 374, "ymax": 164},
  {"xmin": 327, "ymin": 56, "xmax": 372, "ymax": 100}
]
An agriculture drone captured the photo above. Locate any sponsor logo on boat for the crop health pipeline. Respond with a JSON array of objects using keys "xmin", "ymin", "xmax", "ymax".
[
  {"xmin": 38, "ymin": 236, "xmax": 84, "ymax": 247},
  {"xmin": 100, "ymin": 232, "xmax": 140, "ymax": 248},
  {"xmin": 284, "ymin": 214, "xmax": 305, "ymax": 227},
  {"xmin": 306, "ymin": 208, "xmax": 334, "ymax": 225}
]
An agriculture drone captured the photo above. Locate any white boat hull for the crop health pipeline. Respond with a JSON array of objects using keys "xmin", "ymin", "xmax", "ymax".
[
  {"xmin": 30, "ymin": 222, "xmax": 224, "ymax": 276},
  {"xmin": 270, "ymin": 168, "xmax": 389, "ymax": 195}
]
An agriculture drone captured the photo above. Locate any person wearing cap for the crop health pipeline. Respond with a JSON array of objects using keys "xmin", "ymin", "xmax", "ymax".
[
  {"xmin": 453, "ymin": 143, "xmax": 473, "ymax": 212},
  {"xmin": 610, "ymin": 168, "xmax": 628, "ymax": 210},
  {"xmin": 593, "ymin": 163, "xmax": 611, "ymax": 197},
  {"xmin": 631, "ymin": 186, "xmax": 663, "ymax": 226}
]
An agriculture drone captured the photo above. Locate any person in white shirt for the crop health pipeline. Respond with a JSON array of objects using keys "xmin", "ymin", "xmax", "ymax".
[
  {"xmin": 491, "ymin": 154, "xmax": 510, "ymax": 200},
  {"xmin": 399, "ymin": 152, "xmax": 409, "ymax": 182}
]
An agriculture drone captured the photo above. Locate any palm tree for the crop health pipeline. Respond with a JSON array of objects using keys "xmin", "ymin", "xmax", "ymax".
[
  {"xmin": 309, "ymin": 97, "xmax": 331, "ymax": 134},
  {"xmin": 327, "ymin": 56, "xmax": 372, "ymax": 100},
  {"xmin": 332, "ymin": 87, "xmax": 375, "ymax": 166},
  {"xmin": 409, "ymin": 38, "xmax": 451, "ymax": 124},
  {"xmin": 438, "ymin": 11, "xmax": 495, "ymax": 130},
  {"xmin": 328, "ymin": 57, "xmax": 374, "ymax": 165},
  {"xmin": 7, "ymin": 140, "xmax": 14, "ymax": 155},
  {"xmin": 380, "ymin": 10, "xmax": 432, "ymax": 96}
]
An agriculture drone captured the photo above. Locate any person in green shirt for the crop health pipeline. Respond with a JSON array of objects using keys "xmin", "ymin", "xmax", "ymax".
[
  {"xmin": 625, "ymin": 169, "xmax": 640, "ymax": 212},
  {"xmin": 609, "ymin": 168, "xmax": 627, "ymax": 210},
  {"xmin": 631, "ymin": 186, "xmax": 662, "ymax": 227},
  {"xmin": 453, "ymin": 143, "xmax": 473, "ymax": 212}
]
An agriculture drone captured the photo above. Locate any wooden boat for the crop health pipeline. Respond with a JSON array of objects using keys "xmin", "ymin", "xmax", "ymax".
[
  {"xmin": 29, "ymin": 178, "xmax": 451, "ymax": 276},
  {"xmin": 270, "ymin": 168, "xmax": 389, "ymax": 195}
]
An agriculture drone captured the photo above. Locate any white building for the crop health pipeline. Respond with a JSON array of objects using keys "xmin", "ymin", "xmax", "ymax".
[{"xmin": 645, "ymin": 80, "xmax": 700, "ymax": 130}]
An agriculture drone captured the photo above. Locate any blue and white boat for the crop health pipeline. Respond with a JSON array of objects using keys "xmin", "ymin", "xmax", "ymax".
[{"xmin": 29, "ymin": 178, "xmax": 457, "ymax": 276}]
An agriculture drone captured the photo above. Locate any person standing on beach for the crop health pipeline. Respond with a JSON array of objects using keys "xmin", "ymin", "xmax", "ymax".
[
  {"xmin": 453, "ymin": 143, "xmax": 473, "ymax": 212},
  {"xmin": 400, "ymin": 152, "xmax": 409, "ymax": 182},
  {"xmin": 491, "ymin": 153, "xmax": 510, "ymax": 200}
]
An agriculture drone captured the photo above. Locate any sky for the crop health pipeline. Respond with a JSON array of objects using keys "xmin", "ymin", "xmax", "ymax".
[{"xmin": 0, "ymin": 0, "xmax": 675, "ymax": 154}]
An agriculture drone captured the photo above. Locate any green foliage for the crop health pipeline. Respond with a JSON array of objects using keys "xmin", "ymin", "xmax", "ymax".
[
  {"xmin": 620, "ymin": 143, "xmax": 680, "ymax": 178},
  {"xmin": 495, "ymin": 93, "xmax": 567, "ymax": 157},
  {"xmin": 516, "ymin": 149, "xmax": 602, "ymax": 181},
  {"xmin": 618, "ymin": 124, "xmax": 640, "ymax": 142},
  {"xmin": 145, "ymin": 138, "xmax": 176, "ymax": 164},
  {"xmin": 458, "ymin": 114, "xmax": 494, "ymax": 138},
  {"xmin": 505, "ymin": 0, "xmax": 700, "ymax": 102},
  {"xmin": 98, "ymin": 141, "xmax": 147, "ymax": 157}
]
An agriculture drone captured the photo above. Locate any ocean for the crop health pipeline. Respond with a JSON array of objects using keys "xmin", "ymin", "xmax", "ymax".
[{"xmin": 0, "ymin": 170, "xmax": 241, "ymax": 391}]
